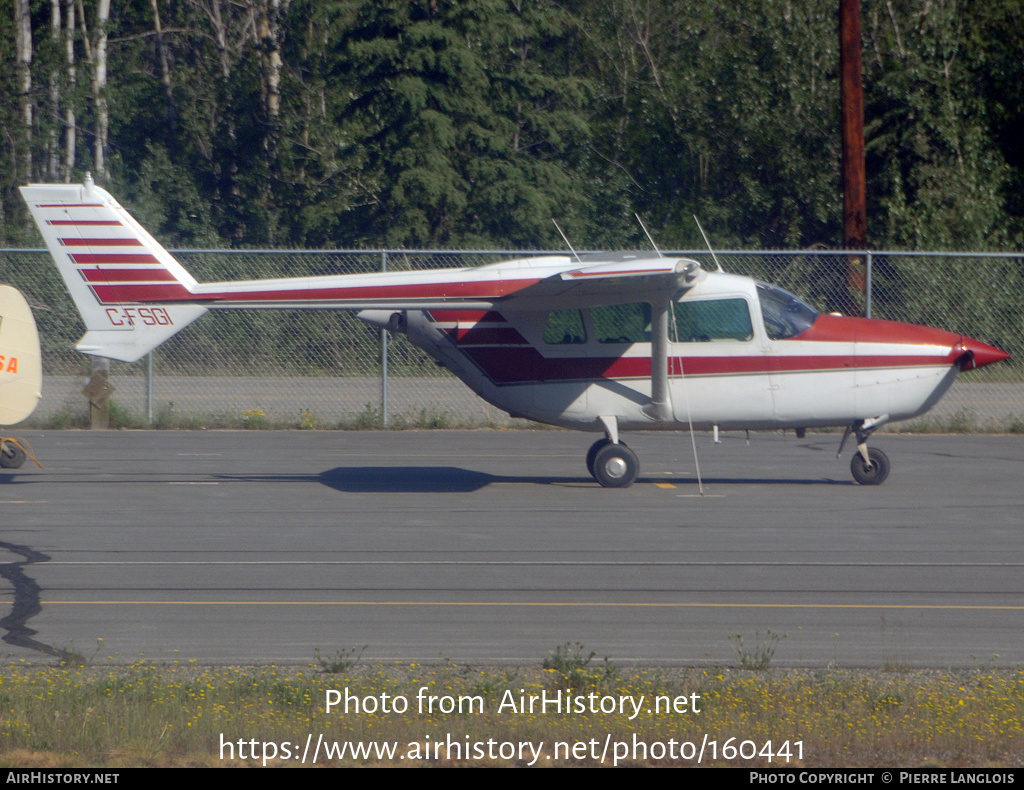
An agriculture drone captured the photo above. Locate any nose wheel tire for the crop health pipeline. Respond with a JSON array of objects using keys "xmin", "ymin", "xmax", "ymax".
[
  {"xmin": 592, "ymin": 443, "xmax": 639, "ymax": 488},
  {"xmin": 850, "ymin": 447, "xmax": 890, "ymax": 486},
  {"xmin": 0, "ymin": 441, "xmax": 27, "ymax": 470}
]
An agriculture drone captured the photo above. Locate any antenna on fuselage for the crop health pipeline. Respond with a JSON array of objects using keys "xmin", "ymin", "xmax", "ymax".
[
  {"xmin": 552, "ymin": 219, "xmax": 582, "ymax": 263},
  {"xmin": 693, "ymin": 215, "xmax": 724, "ymax": 272},
  {"xmin": 634, "ymin": 214, "xmax": 664, "ymax": 257}
]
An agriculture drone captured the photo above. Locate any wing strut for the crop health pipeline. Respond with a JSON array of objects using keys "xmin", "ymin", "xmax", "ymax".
[{"xmin": 643, "ymin": 299, "xmax": 673, "ymax": 422}]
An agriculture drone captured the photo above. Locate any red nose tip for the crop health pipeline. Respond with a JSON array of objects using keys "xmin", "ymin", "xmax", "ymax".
[{"xmin": 958, "ymin": 337, "xmax": 1011, "ymax": 370}]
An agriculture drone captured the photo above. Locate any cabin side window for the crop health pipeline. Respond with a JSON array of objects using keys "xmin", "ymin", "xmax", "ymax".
[
  {"xmin": 590, "ymin": 303, "xmax": 651, "ymax": 343},
  {"xmin": 543, "ymin": 309, "xmax": 587, "ymax": 345},
  {"xmin": 673, "ymin": 298, "xmax": 753, "ymax": 342}
]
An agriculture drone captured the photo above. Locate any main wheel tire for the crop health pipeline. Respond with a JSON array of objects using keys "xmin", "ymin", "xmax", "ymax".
[
  {"xmin": 586, "ymin": 438, "xmax": 613, "ymax": 477},
  {"xmin": 592, "ymin": 443, "xmax": 639, "ymax": 488},
  {"xmin": 850, "ymin": 447, "xmax": 890, "ymax": 486},
  {"xmin": 0, "ymin": 441, "xmax": 27, "ymax": 470}
]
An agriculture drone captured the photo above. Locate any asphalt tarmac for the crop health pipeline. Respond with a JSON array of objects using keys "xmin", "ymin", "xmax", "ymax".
[{"xmin": 1, "ymin": 429, "xmax": 1021, "ymax": 667}]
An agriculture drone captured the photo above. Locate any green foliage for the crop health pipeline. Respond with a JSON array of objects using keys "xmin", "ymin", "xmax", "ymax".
[
  {"xmin": 729, "ymin": 630, "xmax": 786, "ymax": 671},
  {"xmin": 327, "ymin": 0, "xmax": 591, "ymax": 248},
  {"xmin": 542, "ymin": 641, "xmax": 618, "ymax": 690},
  {"xmin": 351, "ymin": 403, "xmax": 383, "ymax": 429},
  {"xmin": 240, "ymin": 409, "xmax": 269, "ymax": 429},
  {"xmin": 866, "ymin": 0, "xmax": 1016, "ymax": 251},
  {"xmin": 543, "ymin": 641, "xmax": 596, "ymax": 674},
  {"xmin": 314, "ymin": 645, "xmax": 367, "ymax": 675},
  {"xmin": 1, "ymin": 0, "xmax": 1022, "ymax": 249}
]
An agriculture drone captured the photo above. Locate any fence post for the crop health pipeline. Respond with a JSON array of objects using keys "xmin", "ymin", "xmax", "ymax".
[
  {"xmin": 84, "ymin": 357, "xmax": 113, "ymax": 429},
  {"xmin": 865, "ymin": 251, "xmax": 872, "ymax": 319},
  {"xmin": 381, "ymin": 250, "xmax": 388, "ymax": 428}
]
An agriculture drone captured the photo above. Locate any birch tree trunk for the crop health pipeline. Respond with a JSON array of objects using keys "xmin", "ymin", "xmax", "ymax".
[
  {"xmin": 257, "ymin": 0, "xmax": 285, "ymax": 120},
  {"xmin": 14, "ymin": 0, "xmax": 33, "ymax": 179},
  {"xmin": 92, "ymin": 0, "xmax": 112, "ymax": 181},
  {"xmin": 64, "ymin": 0, "xmax": 77, "ymax": 181},
  {"xmin": 48, "ymin": 0, "xmax": 62, "ymax": 180},
  {"xmin": 209, "ymin": 0, "xmax": 232, "ymax": 80},
  {"xmin": 150, "ymin": 0, "xmax": 176, "ymax": 139}
]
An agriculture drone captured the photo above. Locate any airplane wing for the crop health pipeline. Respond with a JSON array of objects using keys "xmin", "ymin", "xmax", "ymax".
[
  {"xmin": 21, "ymin": 178, "xmax": 702, "ymax": 361},
  {"xmin": 187, "ymin": 253, "xmax": 702, "ymax": 312},
  {"xmin": 495, "ymin": 254, "xmax": 704, "ymax": 311}
]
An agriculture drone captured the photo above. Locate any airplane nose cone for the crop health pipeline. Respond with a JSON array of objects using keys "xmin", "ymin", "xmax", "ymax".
[{"xmin": 958, "ymin": 336, "xmax": 1010, "ymax": 370}]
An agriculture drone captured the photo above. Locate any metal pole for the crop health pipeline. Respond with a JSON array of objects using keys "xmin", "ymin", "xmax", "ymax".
[
  {"xmin": 865, "ymin": 251, "xmax": 872, "ymax": 319},
  {"xmin": 840, "ymin": 0, "xmax": 867, "ymax": 316},
  {"xmin": 146, "ymin": 351, "xmax": 153, "ymax": 424},
  {"xmin": 381, "ymin": 250, "xmax": 388, "ymax": 428}
]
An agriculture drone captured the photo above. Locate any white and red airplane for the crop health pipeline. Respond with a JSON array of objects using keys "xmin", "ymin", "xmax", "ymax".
[{"xmin": 21, "ymin": 177, "xmax": 1009, "ymax": 487}]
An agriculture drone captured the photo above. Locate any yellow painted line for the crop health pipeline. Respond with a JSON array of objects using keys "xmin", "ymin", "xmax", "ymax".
[
  {"xmin": 654, "ymin": 482, "xmax": 676, "ymax": 489},
  {"xmin": 36, "ymin": 600, "xmax": 1024, "ymax": 611}
]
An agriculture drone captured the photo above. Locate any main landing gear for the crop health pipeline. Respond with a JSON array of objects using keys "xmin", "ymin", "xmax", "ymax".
[
  {"xmin": 586, "ymin": 438, "xmax": 639, "ymax": 488},
  {"xmin": 838, "ymin": 416, "xmax": 891, "ymax": 486}
]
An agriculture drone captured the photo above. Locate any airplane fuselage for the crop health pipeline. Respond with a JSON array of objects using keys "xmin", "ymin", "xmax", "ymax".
[{"xmin": 389, "ymin": 272, "xmax": 984, "ymax": 433}]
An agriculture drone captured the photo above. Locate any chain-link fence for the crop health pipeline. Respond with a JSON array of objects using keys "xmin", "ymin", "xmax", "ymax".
[{"xmin": 2, "ymin": 248, "xmax": 1021, "ymax": 430}]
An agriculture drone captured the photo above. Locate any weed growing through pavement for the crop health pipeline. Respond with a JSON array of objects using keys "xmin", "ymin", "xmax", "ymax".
[
  {"xmin": 314, "ymin": 646, "xmax": 367, "ymax": 675},
  {"xmin": 729, "ymin": 630, "xmax": 786, "ymax": 670}
]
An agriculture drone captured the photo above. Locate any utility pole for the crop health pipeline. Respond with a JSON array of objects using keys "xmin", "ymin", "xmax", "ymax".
[{"xmin": 840, "ymin": 0, "xmax": 867, "ymax": 314}]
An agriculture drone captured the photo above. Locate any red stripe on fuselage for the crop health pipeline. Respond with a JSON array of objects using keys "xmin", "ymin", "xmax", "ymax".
[{"xmin": 461, "ymin": 348, "xmax": 958, "ymax": 385}]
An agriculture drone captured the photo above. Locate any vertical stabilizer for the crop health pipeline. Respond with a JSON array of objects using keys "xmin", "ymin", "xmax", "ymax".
[{"xmin": 20, "ymin": 177, "xmax": 207, "ymax": 363}]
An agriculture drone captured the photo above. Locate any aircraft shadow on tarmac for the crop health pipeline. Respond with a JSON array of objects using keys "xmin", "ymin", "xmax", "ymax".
[
  {"xmin": 2, "ymin": 466, "xmax": 852, "ymax": 492},
  {"xmin": 314, "ymin": 466, "xmax": 853, "ymax": 493},
  {"xmin": 321, "ymin": 466, "xmax": 542, "ymax": 493}
]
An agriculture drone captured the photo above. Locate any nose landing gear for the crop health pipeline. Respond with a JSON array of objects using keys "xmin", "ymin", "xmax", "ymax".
[
  {"xmin": 839, "ymin": 415, "xmax": 891, "ymax": 485},
  {"xmin": 850, "ymin": 446, "xmax": 890, "ymax": 485}
]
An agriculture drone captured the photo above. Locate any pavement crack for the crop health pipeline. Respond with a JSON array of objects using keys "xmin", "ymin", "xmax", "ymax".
[{"xmin": 0, "ymin": 540, "xmax": 65, "ymax": 659}]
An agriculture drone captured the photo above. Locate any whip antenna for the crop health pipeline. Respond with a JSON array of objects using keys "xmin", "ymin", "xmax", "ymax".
[
  {"xmin": 693, "ymin": 215, "xmax": 724, "ymax": 272},
  {"xmin": 635, "ymin": 214, "xmax": 664, "ymax": 257},
  {"xmin": 552, "ymin": 219, "xmax": 581, "ymax": 263}
]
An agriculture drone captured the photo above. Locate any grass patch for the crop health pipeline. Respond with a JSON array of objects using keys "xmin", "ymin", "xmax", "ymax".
[{"xmin": 1, "ymin": 660, "xmax": 1023, "ymax": 767}]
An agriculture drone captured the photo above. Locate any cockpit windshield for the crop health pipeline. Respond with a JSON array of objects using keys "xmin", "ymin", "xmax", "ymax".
[{"xmin": 756, "ymin": 283, "xmax": 819, "ymax": 340}]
